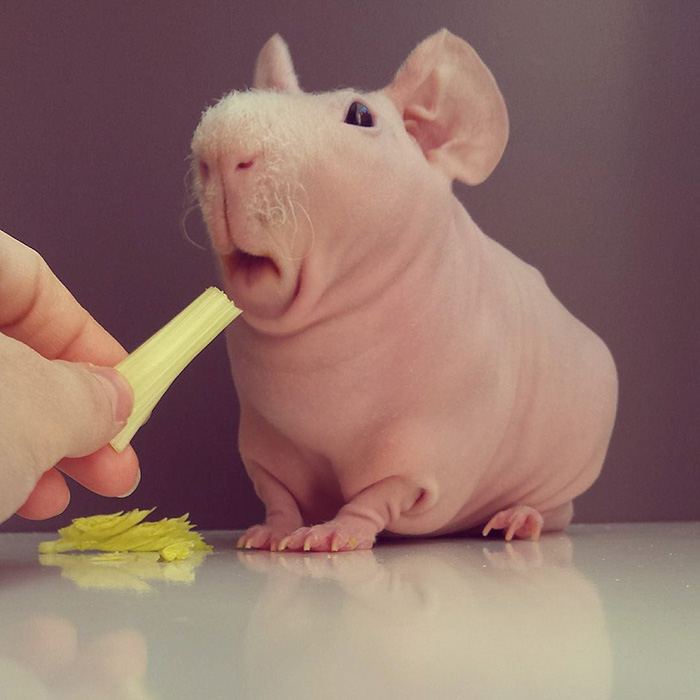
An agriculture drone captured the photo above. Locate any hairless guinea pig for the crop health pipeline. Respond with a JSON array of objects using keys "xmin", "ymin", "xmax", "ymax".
[{"xmin": 191, "ymin": 29, "xmax": 618, "ymax": 552}]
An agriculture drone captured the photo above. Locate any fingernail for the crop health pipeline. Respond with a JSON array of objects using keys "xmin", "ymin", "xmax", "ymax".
[
  {"xmin": 88, "ymin": 366, "xmax": 134, "ymax": 427},
  {"xmin": 118, "ymin": 467, "xmax": 141, "ymax": 498}
]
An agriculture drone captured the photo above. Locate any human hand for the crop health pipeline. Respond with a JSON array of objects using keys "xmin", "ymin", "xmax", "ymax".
[{"xmin": 0, "ymin": 230, "xmax": 140, "ymax": 523}]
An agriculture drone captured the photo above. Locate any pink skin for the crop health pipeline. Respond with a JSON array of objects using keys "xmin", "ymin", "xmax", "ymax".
[
  {"xmin": 0, "ymin": 230, "xmax": 139, "ymax": 523},
  {"xmin": 192, "ymin": 31, "xmax": 618, "ymax": 552}
]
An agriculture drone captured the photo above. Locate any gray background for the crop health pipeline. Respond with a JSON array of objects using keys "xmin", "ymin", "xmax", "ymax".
[{"xmin": 1, "ymin": 1, "xmax": 698, "ymax": 532}]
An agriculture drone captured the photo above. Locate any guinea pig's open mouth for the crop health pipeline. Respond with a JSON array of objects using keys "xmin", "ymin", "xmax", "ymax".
[
  {"xmin": 228, "ymin": 248, "xmax": 281, "ymax": 281},
  {"xmin": 221, "ymin": 244, "xmax": 303, "ymax": 322}
]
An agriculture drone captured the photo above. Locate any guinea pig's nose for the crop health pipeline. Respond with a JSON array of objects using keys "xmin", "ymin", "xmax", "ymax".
[
  {"xmin": 197, "ymin": 152, "xmax": 257, "ymax": 183},
  {"xmin": 198, "ymin": 158, "xmax": 211, "ymax": 182},
  {"xmin": 222, "ymin": 153, "xmax": 257, "ymax": 175}
]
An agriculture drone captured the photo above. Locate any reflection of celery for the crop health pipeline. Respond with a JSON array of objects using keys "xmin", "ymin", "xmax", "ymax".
[
  {"xmin": 38, "ymin": 509, "xmax": 212, "ymax": 561},
  {"xmin": 39, "ymin": 550, "xmax": 208, "ymax": 591},
  {"xmin": 110, "ymin": 287, "xmax": 241, "ymax": 453}
]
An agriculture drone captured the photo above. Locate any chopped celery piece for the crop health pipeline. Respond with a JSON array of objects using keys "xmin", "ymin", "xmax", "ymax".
[
  {"xmin": 39, "ymin": 509, "xmax": 212, "ymax": 562},
  {"xmin": 110, "ymin": 287, "xmax": 241, "ymax": 453}
]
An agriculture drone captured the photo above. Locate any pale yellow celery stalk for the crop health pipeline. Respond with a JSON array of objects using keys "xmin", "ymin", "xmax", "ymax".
[{"xmin": 110, "ymin": 287, "xmax": 241, "ymax": 453}]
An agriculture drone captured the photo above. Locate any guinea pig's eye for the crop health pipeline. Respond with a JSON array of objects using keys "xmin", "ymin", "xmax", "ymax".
[{"xmin": 344, "ymin": 102, "xmax": 374, "ymax": 128}]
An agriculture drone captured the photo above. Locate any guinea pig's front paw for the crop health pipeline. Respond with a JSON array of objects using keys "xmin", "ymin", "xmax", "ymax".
[
  {"xmin": 278, "ymin": 520, "xmax": 376, "ymax": 553},
  {"xmin": 237, "ymin": 524, "xmax": 295, "ymax": 551},
  {"xmin": 482, "ymin": 506, "xmax": 544, "ymax": 541}
]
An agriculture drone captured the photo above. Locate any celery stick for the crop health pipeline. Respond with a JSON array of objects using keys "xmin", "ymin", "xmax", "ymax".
[{"xmin": 110, "ymin": 287, "xmax": 241, "ymax": 452}]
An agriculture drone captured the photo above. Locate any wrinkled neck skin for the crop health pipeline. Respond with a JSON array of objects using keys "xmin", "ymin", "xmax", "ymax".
[{"xmin": 225, "ymin": 195, "xmax": 482, "ymax": 374}]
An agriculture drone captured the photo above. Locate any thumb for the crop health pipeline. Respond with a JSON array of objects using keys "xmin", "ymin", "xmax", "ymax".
[{"xmin": 48, "ymin": 361, "xmax": 134, "ymax": 459}]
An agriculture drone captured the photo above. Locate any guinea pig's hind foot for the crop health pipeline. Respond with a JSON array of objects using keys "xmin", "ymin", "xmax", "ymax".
[{"xmin": 481, "ymin": 505, "xmax": 544, "ymax": 541}]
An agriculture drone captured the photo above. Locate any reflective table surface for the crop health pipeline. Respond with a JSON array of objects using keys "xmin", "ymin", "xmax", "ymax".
[{"xmin": 1, "ymin": 523, "xmax": 699, "ymax": 699}]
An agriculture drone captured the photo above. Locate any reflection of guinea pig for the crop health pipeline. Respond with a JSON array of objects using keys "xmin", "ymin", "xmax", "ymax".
[
  {"xmin": 239, "ymin": 539, "xmax": 612, "ymax": 699},
  {"xmin": 191, "ymin": 30, "xmax": 618, "ymax": 552}
]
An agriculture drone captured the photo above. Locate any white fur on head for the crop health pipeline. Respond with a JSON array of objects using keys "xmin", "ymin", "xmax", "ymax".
[
  {"xmin": 385, "ymin": 29, "xmax": 509, "ymax": 185},
  {"xmin": 254, "ymin": 34, "xmax": 302, "ymax": 93},
  {"xmin": 191, "ymin": 91, "xmax": 304, "ymax": 258}
]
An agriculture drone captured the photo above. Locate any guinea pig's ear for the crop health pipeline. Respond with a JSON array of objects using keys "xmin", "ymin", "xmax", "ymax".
[
  {"xmin": 253, "ymin": 34, "xmax": 302, "ymax": 93},
  {"xmin": 385, "ymin": 29, "xmax": 508, "ymax": 185}
]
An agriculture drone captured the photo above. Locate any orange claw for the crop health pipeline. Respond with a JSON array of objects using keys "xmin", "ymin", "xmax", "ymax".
[{"xmin": 482, "ymin": 506, "xmax": 543, "ymax": 541}]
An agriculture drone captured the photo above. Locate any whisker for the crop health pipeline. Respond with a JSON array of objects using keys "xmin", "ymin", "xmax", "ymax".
[
  {"xmin": 292, "ymin": 198, "xmax": 315, "ymax": 261},
  {"xmin": 288, "ymin": 193, "xmax": 299, "ymax": 258},
  {"xmin": 296, "ymin": 182, "xmax": 314, "ymax": 259},
  {"xmin": 181, "ymin": 204, "xmax": 209, "ymax": 251},
  {"xmin": 181, "ymin": 165, "xmax": 209, "ymax": 251}
]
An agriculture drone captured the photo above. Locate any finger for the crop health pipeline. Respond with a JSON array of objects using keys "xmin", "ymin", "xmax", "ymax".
[
  {"xmin": 82, "ymin": 629, "xmax": 148, "ymax": 684},
  {"xmin": 42, "ymin": 361, "xmax": 133, "ymax": 461},
  {"xmin": 58, "ymin": 445, "xmax": 140, "ymax": 498},
  {"xmin": 13, "ymin": 616, "xmax": 78, "ymax": 672},
  {"xmin": 0, "ymin": 230, "xmax": 126, "ymax": 364},
  {"xmin": 16, "ymin": 469, "xmax": 70, "ymax": 520}
]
